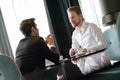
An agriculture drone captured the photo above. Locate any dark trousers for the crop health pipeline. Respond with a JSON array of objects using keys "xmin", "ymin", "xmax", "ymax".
[
  {"xmin": 59, "ymin": 61, "xmax": 85, "ymax": 80},
  {"xmin": 22, "ymin": 66, "xmax": 59, "ymax": 80},
  {"xmin": 22, "ymin": 62, "xmax": 84, "ymax": 80}
]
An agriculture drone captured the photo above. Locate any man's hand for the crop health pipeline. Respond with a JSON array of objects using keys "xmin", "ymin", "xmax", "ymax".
[
  {"xmin": 69, "ymin": 48, "xmax": 77, "ymax": 56},
  {"xmin": 82, "ymin": 48, "xmax": 87, "ymax": 53},
  {"xmin": 69, "ymin": 48, "xmax": 79, "ymax": 64},
  {"xmin": 45, "ymin": 34, "xmax": 54, "ymax": 46}
]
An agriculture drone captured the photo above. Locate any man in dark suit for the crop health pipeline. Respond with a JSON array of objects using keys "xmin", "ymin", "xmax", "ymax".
[{"xmin": 15, "ymin": 18, "xmax": 59, "ymax": 79}]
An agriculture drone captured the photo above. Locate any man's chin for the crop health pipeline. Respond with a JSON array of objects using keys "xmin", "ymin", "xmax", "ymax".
[{"xmin": 72, "ymin": 25, "xmax": 76, "ymax": 28}]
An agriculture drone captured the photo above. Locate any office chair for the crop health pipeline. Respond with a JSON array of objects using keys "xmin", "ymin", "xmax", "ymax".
[{"xmin": 0, "ymin": 55, "xmax": 22, "ymax": 80}]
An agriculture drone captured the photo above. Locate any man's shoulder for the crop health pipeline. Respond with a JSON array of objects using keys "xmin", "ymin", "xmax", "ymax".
[
  {"xmin": 72, "ymin": 29, "xmax": 78, "ymax": 36},
  {"xmin": 85, "ymin": 22, "xmax": 99, "ymax": 30},
  {"xmin": 85, "ymin": 22, "xmax": 97, "ymax": 27}
]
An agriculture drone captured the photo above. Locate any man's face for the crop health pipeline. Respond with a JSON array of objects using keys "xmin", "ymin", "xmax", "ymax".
[
  {"xmin": 67, "ymin": 11, "xmax": 82, "ymax": 28},
  {"xmin": 31, "ymin": 26, "xmax": 39, "ymax": 36},
  {"xmin": 35, "ymin": 27, "xmax": 39, "ymax": 36}
]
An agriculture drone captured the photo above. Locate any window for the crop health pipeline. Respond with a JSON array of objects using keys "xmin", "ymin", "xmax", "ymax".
[
  {"xmin": 0, "ymin": 0, "xmax": 50, "ymax": 57},
  {"xmin": 78, "ymin": 0, "xmax": 110, "ymax": 32}
]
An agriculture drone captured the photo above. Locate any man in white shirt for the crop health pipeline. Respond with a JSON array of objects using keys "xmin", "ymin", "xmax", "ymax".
[{"xmin": 67, "ymin": 6, "xmax": 111, "ymax": 75}]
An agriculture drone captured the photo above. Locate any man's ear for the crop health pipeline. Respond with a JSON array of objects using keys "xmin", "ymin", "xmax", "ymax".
[
  {"xmin": 79, "ymin": 14, "xmax": 82, "ymax": 18},
  {"xmin": 79, "ymin": 14, "xmax": 83, "ymax": 20}
]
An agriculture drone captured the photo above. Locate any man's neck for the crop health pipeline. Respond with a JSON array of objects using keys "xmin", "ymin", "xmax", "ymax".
[{"xmin": 76, "ymin": 21, "xmax": 83, "ymax": 28}]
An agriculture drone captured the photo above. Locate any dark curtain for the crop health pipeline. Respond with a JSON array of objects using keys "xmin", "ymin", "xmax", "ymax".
[
  {"xmin": 43, "ymin": 1, "xmax": 84, "ymax": 80},
  {"xmin": 44, "ymin": 0, "xmax": 79, "ymax": 58}
]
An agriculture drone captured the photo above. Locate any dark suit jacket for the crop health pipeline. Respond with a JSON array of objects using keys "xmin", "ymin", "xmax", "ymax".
[{"xmin": 15, "ymin": 36, "xmax": 59, "ymax": 75}]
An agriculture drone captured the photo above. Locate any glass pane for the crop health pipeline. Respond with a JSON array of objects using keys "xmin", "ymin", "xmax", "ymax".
[
  {"xmin": 0, "ymin": 0, "xmax": 50, "ymax": 57},
  {"xmin": 78, "ymin": 0, "xmax": 109, "ymax": 32}
]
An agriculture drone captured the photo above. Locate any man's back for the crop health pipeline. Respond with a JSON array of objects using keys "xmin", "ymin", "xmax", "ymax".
[{"xmin": 15, "ymin": 36, "xmax": 59, "ymax": 75}]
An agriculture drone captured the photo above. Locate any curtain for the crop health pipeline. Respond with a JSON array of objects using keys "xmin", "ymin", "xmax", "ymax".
[
  {"xmin": 44, "ymin": 0, "xmax": 79, "ymax": 58},
  {"xmin": 0, "ymin": 8, "xmax": 14, "ymax": 59}
]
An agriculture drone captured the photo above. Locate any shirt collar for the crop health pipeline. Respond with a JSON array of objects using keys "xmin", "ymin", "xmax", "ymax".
[{"xmin": 76, "ymin": 21, "xmax": 87, "ymax": 34}]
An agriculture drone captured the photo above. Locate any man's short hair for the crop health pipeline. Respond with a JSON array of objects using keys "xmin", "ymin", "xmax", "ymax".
[
  {"xmin": 67, "ymin": 6, "xmax": 82, "ymax": 15},
  {"xmin": 19, "ymin": 18, "xmax": 36, "ymax": 37}
]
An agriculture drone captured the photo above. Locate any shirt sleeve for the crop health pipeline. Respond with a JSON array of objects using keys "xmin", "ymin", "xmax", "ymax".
[
  {"xmin": 71, "ymin": 31, "xmax": 80, "ymax": 49},
  {"xmin": 38, "ymin": 38, "xmax": 59, "ymax": 65},
  {"xmin": 88, "ymin": 24, "xmax": 107, "ymax": 53}
]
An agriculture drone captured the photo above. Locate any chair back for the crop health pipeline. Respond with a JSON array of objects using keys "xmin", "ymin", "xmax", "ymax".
[
  {"xmin": 103, "ymin": 13, "xmax": 120, "ymax": 60},
  {"xmin": 0, "ymin": 55, "xmax": 22, "ymax": 80}
]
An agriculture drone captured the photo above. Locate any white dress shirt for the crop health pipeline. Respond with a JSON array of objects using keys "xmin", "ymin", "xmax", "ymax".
[{"xmin": 72, "ymin": 21, "xmax": 111, "ymax": 75}]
